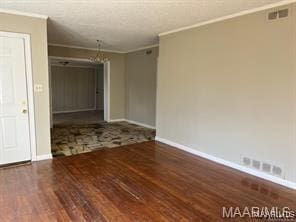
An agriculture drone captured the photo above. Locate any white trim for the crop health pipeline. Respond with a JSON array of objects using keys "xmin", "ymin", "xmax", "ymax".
[
  {"xmin": 51, "ymin": 64, "xmax": 96, "ymax": 69},
  {"xmin": 22, "ymin": 35, "xmax": 36, "ymax": 161},
  {"xmin": 125, "ymin": 44, "xmax": 159, "ymax": 53},
  {"xmin": 126, "ymin": 120, "xmax": 155, "ymax": 129},
  {"xmin": 48, "ymin": 57, "xmax": 53, "ymax": 128},
  {"xmin": 49, "ymin": 56, "xmax": 93, "ymax": 63},
  {"xmin": 0, "ymin": 8, "xmax": 48, "ymax": 19},
  {"xmin": 107, "ymin": 118, "xmax": 156, "ymax": 129},
  {"xmin": 33, "ymin": 154, "xmax": 52, "ymax": 161},
  {"xmin": 155, "ymin": 137, "xmax": 296, "ymax": 190},
  {"xmin": 108, "ymin": 118, "xmax": 126, "ymax": 123},
  {"xmin": 94, "ymin": 66, "xmax": 98, "ymax": 110},
  {"xmin": 23, "ymin": 34, "xmax": 38, "ymax": 162},
  {"xmin": 48, "ymin": 43, "xmax": 159, "ymax": 54},
  {"xmin": 48, "ymin": 43, "xmax": 124, "ymax": 54},
  {"xmin": 158, "ymin": 0, "xmax": 296, "ymax": 37},
  {"xmin": 155, "ymin": 56, "xmax": 159, "ymax": 130},
  {"xmin": 104, "ymin": 61, "xmax": 110, "ymax": 122},
  {"xmin": 53, "ymin": 109, "xmax": 96, "ymax": 114}
]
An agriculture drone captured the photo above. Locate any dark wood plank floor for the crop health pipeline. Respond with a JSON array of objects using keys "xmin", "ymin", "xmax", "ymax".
[{"xmin": 0, "ymin": 141, "xmax": 295, "ymax": 221}]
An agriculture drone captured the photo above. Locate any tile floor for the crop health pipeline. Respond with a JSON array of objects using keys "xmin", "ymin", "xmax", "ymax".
[{"xmin": 51, "ymin": 121, "xmax": 155, "ymax": 156}]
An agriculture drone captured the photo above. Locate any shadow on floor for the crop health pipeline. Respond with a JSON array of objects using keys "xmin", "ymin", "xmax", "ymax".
[{"xmin": 53, "ymin": 110, "xmax": 104, "ymax": 125}]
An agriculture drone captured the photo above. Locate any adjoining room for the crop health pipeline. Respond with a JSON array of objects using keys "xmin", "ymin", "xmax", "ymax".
[
  {"xmin": 48, "ymin": 45, "xmax": 157, "ymax": 157},
  {"xmin": 50, "ymin": 58, "xmax": 104, "ymax": 125}
]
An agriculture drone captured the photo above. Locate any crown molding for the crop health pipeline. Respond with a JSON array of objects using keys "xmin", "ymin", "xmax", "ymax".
[
  {"xmin": 0, "ymin": 8, "xmax": 48, "ymax": 19},
  {"xmin": 48, "ymin": 43, "xmax": 125, "ymax": 54},
  {"xmin": 51, "ymin": 64, "xmax": 96, "ymax": 68},
  {"xmin": 49, "ymin": 42, "xmax": 159, "ymax": 54},
  {"xmin": 49, "ymin": 56, "xmax": 96, "ymax": 63},
  {"xmin": 125, "ymin": 44, "xmax": 159, "ymax": 53},
  {"xmin": 159, "ymin": 0, "xmax": 296, "ymax": 37}
]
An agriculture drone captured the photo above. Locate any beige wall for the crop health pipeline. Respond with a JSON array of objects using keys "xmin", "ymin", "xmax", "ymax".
[
  {"xmin": 157, "ymin": 4, "xmax": 296, "ymax": 183},
  {"xmin": 48, "ymin": 46, "xmax": 126, "ymax": 119},
  {"xmin": 0, "ymin": 12, "xmax": 51, "ymax": 156},
  {"xmin": 126, "ymin": 47, "xmax": 158, "ymax": 126},
  {"xmin": 96, "ymin": 64, "xmax": 104, "ymax": 111},
  {"xmin": 51, "ymin": 66, "xmax": 96, "ymax": 112}
]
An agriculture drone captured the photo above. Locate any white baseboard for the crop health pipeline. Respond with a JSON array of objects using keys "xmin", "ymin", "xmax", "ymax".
[
  {"xmin": 155, "ymin": 136, "xmax": 296, "ymax": 190},
  {"xmin": 53, "ymin": 108, "xmax": 96, "ymax": 114},
  {"xmin": 107, "ymin": 118, "xmax": 156, "ymax": 129},
  {"xmin": 108, "ymin": 118, "xmax": 126, "ymax": 123},
  {"xmin": 32, "ymin": 154, "xmax": 53, "ymax": 161},
  {"xmin": 126, "ymin": 119, "xmax": 156, "ymax": 129}
]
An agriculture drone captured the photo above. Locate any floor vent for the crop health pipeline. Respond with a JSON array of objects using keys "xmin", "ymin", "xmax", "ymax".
[{"xmin": 241, "ymin": 156, "xmax": 283, "ymax": 178}]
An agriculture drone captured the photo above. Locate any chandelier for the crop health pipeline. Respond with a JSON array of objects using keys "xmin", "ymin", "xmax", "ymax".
[{"xmin": 90, "ymin": 40, "xmax": 109, "ymax": 63}]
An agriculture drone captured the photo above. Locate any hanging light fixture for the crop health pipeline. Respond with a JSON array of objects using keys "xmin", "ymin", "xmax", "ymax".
[{"xmin": 90, "ymin": 40, "xmax": 109, "ymax": 63}]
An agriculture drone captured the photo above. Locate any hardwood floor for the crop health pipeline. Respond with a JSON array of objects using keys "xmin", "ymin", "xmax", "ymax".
[{"xmin": 0, "ymin": 141, "xmax": 295, "ymax": 221}]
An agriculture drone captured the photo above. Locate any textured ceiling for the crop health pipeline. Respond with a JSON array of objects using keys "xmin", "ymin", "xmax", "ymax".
[{"xmin": 0, "ymin": 0, "xmax": 286, "ymax": 51}]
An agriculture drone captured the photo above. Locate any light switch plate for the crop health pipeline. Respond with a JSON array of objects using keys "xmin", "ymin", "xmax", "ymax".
[{"xmin": 34, "ymin": 84, "xmax": 43, "ymax": 92}]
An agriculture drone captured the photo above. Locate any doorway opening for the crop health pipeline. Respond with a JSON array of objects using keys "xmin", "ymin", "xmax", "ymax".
[
  {"xmin": 49, "ymin": 57, "xmax": 155, "ymax": 157},
  {"xmin": 49, "ymin": 57, "xmax": 110, "ymax": 127}
]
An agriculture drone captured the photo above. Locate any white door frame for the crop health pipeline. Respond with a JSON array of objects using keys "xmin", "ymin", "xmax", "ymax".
[
  {"xmin": 103, "ymin": 61, "xmax": 110, "ymax": 122},
  {"xmin": 0, "ymin": 31, "xmax": 37, "ymax": 161},
  {"xmin": 48, "ymin": 56, "xmax": 53, "ymax": 128},
  {"xmin": 48, "ymin": 56, "xmax": 110, "ymax": 123}
]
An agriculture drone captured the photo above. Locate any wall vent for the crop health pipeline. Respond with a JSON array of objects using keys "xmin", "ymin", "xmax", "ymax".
[
  {"xmin": 243, "ymin": 157, "xmax": 251, "ymax": 166},
  {"xmin": 268, "ymin": 11, "xmax": 278, "ymax": 20},
  {"xmin": 252, "ymin": 160, "xmax": 261, "ymax": 170},
  {"xmin": 241, "ymin": 156, "xmax": 283, "ymax": 178},
  {"xmin": 272, "ymin": 166, "xmax": 282, "ymax": 176},
  {"xmin": 146, "ymin": 50, "xmax": 152, "ymax": 55},
  {"xmin": 278, "ymin": 9, "xmax": 289, "ymax": 18},
  {"xmin": 268, "ymin": 8, "xmax": 289, "ymax": 20},
  {"xmin": 262, "ymin": 163, "xmax": 272, "ymax": 173}
]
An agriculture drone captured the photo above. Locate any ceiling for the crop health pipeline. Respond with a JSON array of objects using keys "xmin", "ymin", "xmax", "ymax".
[{"xmin": 0, "ymin": 0, "xmax": 287, "ymax": 52}]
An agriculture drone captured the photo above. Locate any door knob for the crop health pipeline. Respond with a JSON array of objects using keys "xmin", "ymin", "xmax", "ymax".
[{"xmin": 22, "ymin": 109, "xmax": 28, "ymax": 114}]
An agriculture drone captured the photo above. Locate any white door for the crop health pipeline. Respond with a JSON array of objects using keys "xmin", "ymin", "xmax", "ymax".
[{"xmin": 0, "ymin": 35, "xmax": 31, "ymax": 165}]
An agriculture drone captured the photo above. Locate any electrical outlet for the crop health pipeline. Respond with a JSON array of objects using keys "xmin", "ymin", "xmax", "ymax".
[{"xmin": 34, "ymin": 84, "xmax": 43, "ymax": 92}]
